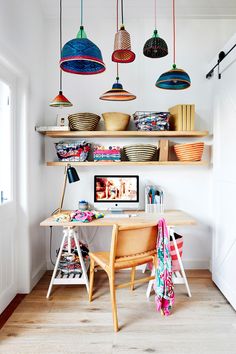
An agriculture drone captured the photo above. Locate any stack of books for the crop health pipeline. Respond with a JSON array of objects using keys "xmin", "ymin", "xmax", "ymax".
[
  {"xmin": 168, "ymin": 104, "xmax": 195, "ymax": 131},
  {"xmin": 93, "ymin": 145, "xmax": 121, "ymax": 162}
]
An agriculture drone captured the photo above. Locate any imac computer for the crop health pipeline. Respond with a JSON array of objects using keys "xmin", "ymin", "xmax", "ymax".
[{"xmin": 94, "ymin": 175, "xmax": 139, "ymax": 212}]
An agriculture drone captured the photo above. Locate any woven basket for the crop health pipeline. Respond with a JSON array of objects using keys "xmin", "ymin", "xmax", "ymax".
[
  {"xmin": 124, "ymin": 144, "xmax": 157, "ymax": 162},
  {"xmin": 68, "ymin": 113, "xmax": 100, "ymax": 131},
  {"xmin": 174, "ymin": 142, "xmax": 204, "ymax": 161},
  {"xmin": 102, "ymin": 112, "xmax": 130, "ymax": 131}
]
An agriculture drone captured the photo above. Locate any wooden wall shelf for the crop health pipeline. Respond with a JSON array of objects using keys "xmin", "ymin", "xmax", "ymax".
[
  {"xmin": 39, "ymin": 130, "xmax": 209, "ymax": 138},
  {"xmin": 47, "ymin": 161, "xmax": 208, "ymax": 167}
]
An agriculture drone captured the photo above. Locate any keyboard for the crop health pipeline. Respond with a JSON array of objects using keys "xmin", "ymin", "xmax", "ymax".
[{"xmin": 104, "ymin": 214, "xmax": 137, "ymax": 218}]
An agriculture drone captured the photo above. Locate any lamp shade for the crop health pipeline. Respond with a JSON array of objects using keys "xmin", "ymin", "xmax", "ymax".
[
  {"xmin": 112, "ymin": 26, "xmax": 135, "ymax": 63},
  {"xmin": 60, "ymin": 27, "xmax": 106, "ymax": 75},
  {"xmin": 50, "ymin": 91, "xmax": 72, "ymax": 107},
  {"xmin": 67, "ymin": 166, "xmax": 80, "ymax": 183},
  {"xmin": 100, "ymin": 81, "xmax": 136, "ymax": 101},
  {"xmin": 156, "ymin": 65, "xmax": 191, "ymax": 90},
  {"xmin": 143, "ymin": 30, "xmax": 168, "ymax": 58}
]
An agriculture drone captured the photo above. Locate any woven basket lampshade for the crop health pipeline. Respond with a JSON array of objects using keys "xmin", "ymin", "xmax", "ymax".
[
  {"xmin": 60, "ymin": 26, "xmax": 106, "ymax": 75},
  {"xmin": 112, "ymin": 26, "xmax": 135, "ymax": 63},
  {"xmin": 50, "ymin": 91, "xmax": 73, "ymax": 107},
  {"xmin": 143, "ymin": 30, "xmax": 168, "ymax": 58},
  {"xmin": 100, "ymin": 80, "xmax": 136, "ymax": 101},
  {"xmin": 156, "ymin": 64, "xmax": 191, "ymax": 90}
]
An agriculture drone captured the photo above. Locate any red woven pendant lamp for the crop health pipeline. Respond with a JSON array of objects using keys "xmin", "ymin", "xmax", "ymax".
[
  {"xmin": 100, "ymin": 0, "xmax": 136, "ymax": 101},
  {"xmin": 50, "ymin": 0, "xmax": 72, "ymax": 107},
  {"xmin": 112, "ymin": 0, "xmax": 135, "ymax": 63}
]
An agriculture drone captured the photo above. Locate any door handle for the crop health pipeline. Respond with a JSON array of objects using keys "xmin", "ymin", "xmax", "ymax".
[{"xmin": 0, "ymin": 191, "xmax": 7, "ymax": 204}]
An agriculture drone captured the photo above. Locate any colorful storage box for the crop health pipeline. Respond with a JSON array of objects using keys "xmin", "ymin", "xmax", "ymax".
[
  {"xmin": 55, "ymin": 140, "xmax": 90, "ymax": 161},
  {"xmin": 133, "ymin": 111, "xmax": 170, "ymax": 131},
  {"xmin": 93, "ymin": 145, "xmax": 121, "ymax": 162}
]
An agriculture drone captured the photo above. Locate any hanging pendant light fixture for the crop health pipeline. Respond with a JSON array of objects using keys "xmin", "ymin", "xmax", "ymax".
[
  {"xmin": 143, "ymin": 0, "xmax": 168, "ymax": 58},
  {"xmin": 112, "ymin": 0, "xmax": 135, "ymax": 63},
  {"xmin": 100, "ymin": 64, "xmax": 136, "ymax": 101},
  {"xmin": 50, "ymin": 0, "xmax": 72, "ymax": 107},
  {"xmin": 156, "ymin": 0, "xmax": 191, "ymax": 90},
  {"xmin": 60, "ymin": 0, "xmax": 105, "ymax": 75},
  {"xmin": 100, "ymin": 0, "xmax": 136, "ymax": 101}
]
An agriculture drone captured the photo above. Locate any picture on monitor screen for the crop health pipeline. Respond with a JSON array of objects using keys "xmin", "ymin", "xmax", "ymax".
[{"xmin": 94, "ymin": 175, "xmax": 139, "ymax": 202}]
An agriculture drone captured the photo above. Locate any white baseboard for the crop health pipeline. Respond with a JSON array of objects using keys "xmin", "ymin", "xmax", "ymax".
[
  {"xmin": 182, "ymin": 259, "xmax": 210, "ymax": 269},
  {"xmin": 31, "ymin": 261, "xmax": 47, "ymax": 290}
]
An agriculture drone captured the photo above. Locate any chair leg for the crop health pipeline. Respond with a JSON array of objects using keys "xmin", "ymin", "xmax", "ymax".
[
  {"xmin": 89, "ymin": 257, "xmax": 95, "ymax": 302},
  {"xmin": 130, "ymin": 267, "xmax": 135, "ymax": 291},
  {"xmin": 109, "ymin": 272, "xmax": 119, "ymax": 332}
]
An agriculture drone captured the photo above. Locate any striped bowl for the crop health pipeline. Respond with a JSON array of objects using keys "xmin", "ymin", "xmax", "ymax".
[
  {"xmin": 123, "ymin": 144, "xmax": 157, "ymax": 162},
  {"xmin": 174, "ymin": 142, "xmax": 204, "ymax": 161},
  {"xmin": 68, "ymin": 113, "xmax": 100, "ymax": 131}
]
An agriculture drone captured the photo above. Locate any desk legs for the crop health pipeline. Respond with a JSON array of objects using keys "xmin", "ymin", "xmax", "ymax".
[{"xmin": 46, "ymin": 227, "xmax": 89, "ymax": 299}]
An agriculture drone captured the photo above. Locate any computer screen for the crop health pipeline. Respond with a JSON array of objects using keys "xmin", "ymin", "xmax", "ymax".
[{"xmin": 94, "ymin": 175, "xmax": 139, "ymax": 203}]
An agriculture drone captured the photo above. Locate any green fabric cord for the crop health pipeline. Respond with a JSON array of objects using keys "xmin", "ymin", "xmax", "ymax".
[{"xmin": 77, "ymin": 26, "xmax": 87, "ymax": 39}]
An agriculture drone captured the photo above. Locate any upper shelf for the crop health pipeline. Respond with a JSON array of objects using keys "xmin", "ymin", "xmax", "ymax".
[{"xmin": 38, "ymin": 130, "xmax": 209, "ymax": 138}]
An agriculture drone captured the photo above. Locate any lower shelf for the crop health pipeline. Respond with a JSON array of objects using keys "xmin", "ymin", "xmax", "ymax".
[{"xmin": 47, "ymin": 161, "xmax": 208, "ymax": 166}]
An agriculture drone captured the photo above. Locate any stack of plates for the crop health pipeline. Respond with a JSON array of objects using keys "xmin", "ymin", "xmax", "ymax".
[
  {"xmin": 123, "ymin": 144, "xmax": 157, "ymax": 162},
  {"xmin": 68, "ymin": 113, "xmax": 100, "ymax": 131},
  {"xmin": 174, "ymin": 142, "xmax": 204, "ymax": 161}
]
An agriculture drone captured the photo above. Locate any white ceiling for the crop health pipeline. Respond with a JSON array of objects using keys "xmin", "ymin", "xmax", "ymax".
[{"xmin": 40, "ymin": 0, "xmax": 236, "ymax": 19}]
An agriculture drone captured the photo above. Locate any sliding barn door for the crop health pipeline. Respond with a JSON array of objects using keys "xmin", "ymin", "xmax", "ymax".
[
  {"xmin": 212, "ymin": 46, "xmax": 236, "ymax": 310},
  {"xmin": 0, "ymin": 65, "xmax": 17, "ymax": 313}
]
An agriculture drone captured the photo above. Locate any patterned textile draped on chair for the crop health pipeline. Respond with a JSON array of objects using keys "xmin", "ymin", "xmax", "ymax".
[{"xmin": 155, "ymin": 218, "xmax": 175, "ymax": 316}]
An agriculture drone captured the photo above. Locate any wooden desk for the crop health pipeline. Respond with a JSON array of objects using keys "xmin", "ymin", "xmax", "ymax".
[
  {"xmin": 40, "ymin": 209, "xmax": 196, "ymax": 228},
  {"xmin": 41, "ymin": 210, "xmax": 196, "ymax": 299}
]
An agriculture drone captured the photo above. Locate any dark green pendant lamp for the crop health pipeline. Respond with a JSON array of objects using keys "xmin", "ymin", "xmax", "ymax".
[
  {"xmin": 143, "ymin": 0, "xmax": 168, "ymax": 59},
  {"xmin": 156, "ymin": 0, "xmax": 191, "ymax": 90}
]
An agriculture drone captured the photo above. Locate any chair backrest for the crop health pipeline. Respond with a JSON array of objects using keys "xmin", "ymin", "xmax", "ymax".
[{"xmin": 110, "ymin": 223, "xmax": 158, "ymax": 264}]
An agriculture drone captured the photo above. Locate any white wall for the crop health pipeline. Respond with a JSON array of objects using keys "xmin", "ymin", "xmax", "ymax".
[
  {"xmin": 0, "ymin": 0, "xmax": 46, "ymax": 292},
  {"xmin": 42, "ymin": 7, "xmax": 236, "ymax": 269},
  {"xmin": 210, "ymin": 33, "xmax": 236, "ymax": 309}
]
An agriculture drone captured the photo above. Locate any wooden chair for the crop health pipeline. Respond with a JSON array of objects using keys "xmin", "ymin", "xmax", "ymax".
[{"xmin": 89, "ymin": 223, "xmax": 158, "ymax": 332}]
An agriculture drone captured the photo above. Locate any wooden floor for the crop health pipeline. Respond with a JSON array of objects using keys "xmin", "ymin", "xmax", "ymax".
[{"xmin": 0, "ymin": 270, "xmax": 236, "ymax": 354}]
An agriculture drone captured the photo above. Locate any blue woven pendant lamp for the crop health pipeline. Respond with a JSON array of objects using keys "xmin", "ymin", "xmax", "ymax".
[
  {"xmin": 50, "ymin": 0, "xmax": 72, "ymax": 107},
  {"xmin": 156, "ymin": 0, "xmax": 191, "ymax": 90},
  {"xmin": 60, "ymin": 0, "xmax": 105, "ymax": 75},
  {"xmin": 143, "ymin": 0, "xmax": 168, "ymax": 59}
]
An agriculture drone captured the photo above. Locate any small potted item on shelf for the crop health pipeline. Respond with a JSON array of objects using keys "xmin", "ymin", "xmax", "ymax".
[
  {"xmin": 78, "ymin": 200, "xmax": 89, "ymax": 211},
  {"xmin": 133, "ymin": 111, "xmax": 170, "ymax": 131},
  {"xmin": 102, "ymin": 112, "xmax": 130, "ymax": 131},
  {"xmin": 55, "ymin": 140, "xmax": 90, "ymax": 162}
]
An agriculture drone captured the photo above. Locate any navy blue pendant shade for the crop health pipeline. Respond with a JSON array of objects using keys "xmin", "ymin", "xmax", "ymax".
[
  {"xmin": 156, "ymin": 64, "xmax": 191, "ymax": 90},
  {"xmin": 60, "ymin": 26, "xmax": 106, "ymax": 75},
  {"xmin": 67, "ymin": 166, "xmax": 80, "ymax": 183}
]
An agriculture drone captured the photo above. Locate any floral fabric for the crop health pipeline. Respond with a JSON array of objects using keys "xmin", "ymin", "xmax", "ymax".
[{"xmin": 155, "ymin": 218, "xmax": 175, "ymax": 316}]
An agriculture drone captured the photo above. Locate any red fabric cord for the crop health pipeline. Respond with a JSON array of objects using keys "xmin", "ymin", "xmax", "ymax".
[{"xmin": 172, "ymin": 0, "xmax": 176, "ymax": 64}]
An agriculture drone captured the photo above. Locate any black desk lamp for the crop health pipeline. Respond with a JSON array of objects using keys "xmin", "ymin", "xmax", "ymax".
[{"xmin": 52, "ymin": 164, "xmax": 80, "ymax": 215}]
